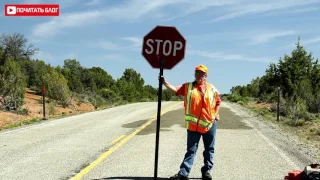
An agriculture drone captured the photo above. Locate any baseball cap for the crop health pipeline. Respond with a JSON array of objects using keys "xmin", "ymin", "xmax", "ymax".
[{"xmin": 195, "ymin": 64, "xmax": 208, "ymax": 74}]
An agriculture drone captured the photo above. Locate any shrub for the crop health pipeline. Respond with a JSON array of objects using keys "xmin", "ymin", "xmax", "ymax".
[
  {"xmin": 302, "ymin": 112, "xmax": 316, "ymax": 121},
  {"xmin": 49, "ymin": 102, "xmax": 56, "ymax": 115},
  {"xmin": 237, "ymin": 101, "xmax": 245, "ymax": 105},
  {"xmin": 140, "ymin": 98, "xmax": 150, "ymax": 102},
  {"xmin": 43, "ymin": 69, "xmax": 71, "ymax": 108},
  {"xmin": 285, "ymin": 96, "xmax": 307, "ymax": 126},
  {"xmin": 227, "ymin": 94, "xmax": 250, "ymax": 103},
  {"xmin": 0, "ymin": 59, "xmax": 26, "ymax": 111},
  {"xmin": 77, "ymin": 93, "xmax": 90, "ymax": 103},
  {"xmin": 17, "ymin": 107, "xmax": 29, "ymax": 115},
  {"xmin": 90, "ymin": 95, "xmax": 106, "ymax": 109},
  {"xmin": 98, "ymin": 88, "xmax": 117, "ymax": 104}
]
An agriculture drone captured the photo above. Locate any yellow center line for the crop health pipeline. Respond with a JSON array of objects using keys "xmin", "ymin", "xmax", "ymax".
[
  {"xmin": 111, "ymin": 135, "xmax": 125, "ymax": 144},
  {"xmin": 71, "ymin": 102, "xmax": 182, "ymax": 180}
]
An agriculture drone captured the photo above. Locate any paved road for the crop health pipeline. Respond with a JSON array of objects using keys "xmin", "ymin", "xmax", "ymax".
[
  {"xmin": 0, "ymin": 102, "xmax": 178, "ymax": 180},
  {"xmin": 0, "ymin": 101, "xmax": 315, "ymax": 180}
]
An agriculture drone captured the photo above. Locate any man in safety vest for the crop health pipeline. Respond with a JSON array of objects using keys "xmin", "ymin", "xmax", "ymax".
[{"xmin": 161, "ymin": 64, "xmax": 221, "ymax": 180}]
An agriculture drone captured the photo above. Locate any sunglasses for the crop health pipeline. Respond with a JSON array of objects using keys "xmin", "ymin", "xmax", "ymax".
[{"xmin": 195, "ymin": 72, "xmax": 207, "ymax": 77}]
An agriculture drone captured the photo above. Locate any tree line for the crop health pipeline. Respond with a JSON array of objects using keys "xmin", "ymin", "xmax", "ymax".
[
  {"xmin": 0, "ymin": 33, "xmax": 181, "ymax": 113},
  {"xmin": 225, "ymin": 37, "xmax": 320, "ymax": 125}
]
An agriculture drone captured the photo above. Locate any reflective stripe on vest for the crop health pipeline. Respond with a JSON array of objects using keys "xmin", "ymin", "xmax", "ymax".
[
  {"xmin": 185, "ymin": 82, "xmax": 193, "ymax": 116},
  {"xmin": 185, "ymin": 114, "xmax": 210, "ymax": 127},
  {"xmin": 209, "ymin": 88, "xmax": 215, "ymax": 107}
]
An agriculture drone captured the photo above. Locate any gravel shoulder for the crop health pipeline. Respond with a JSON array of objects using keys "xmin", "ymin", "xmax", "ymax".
[{"xmin": 223, "ymin": 102, "xmax": 320, "ymax": 168}]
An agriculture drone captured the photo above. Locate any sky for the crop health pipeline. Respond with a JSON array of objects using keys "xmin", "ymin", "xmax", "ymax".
[{"xmin": 1, "ymin": 0, "xmax": 320, "ymax": 94}]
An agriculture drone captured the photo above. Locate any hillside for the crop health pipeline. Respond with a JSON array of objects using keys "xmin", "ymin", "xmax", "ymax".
[
  {"xmin": 0, "ymin": 33, "xmax": 182, "ymax": 132},
  {"xmin": 0, "ymin": 88, "xmax": 95, "ymax": 130}
]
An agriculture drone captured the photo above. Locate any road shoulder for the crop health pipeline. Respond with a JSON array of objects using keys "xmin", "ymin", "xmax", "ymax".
[{"xmin": 223, "ymin": 102, "xmax": 319, "ymax": 167}]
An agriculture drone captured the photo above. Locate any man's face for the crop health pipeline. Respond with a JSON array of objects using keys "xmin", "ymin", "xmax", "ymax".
[{"xmin": 195, "ymin": 70, "xmax": 207, "ymax": 84}]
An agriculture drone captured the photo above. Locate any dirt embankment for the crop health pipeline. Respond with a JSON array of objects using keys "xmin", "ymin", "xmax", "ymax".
[{"xmin": 0, "ymin": 88, "xmax": 95, "ymax": 130}]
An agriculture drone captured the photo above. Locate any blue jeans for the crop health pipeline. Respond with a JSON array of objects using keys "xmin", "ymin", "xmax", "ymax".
[{"xmin": 178, "ymin": 121, "xmax": 218, "ymax": 177}]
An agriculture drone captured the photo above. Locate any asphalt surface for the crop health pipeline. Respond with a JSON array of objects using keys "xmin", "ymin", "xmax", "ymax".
[
  {"xmin": 0, "ymin": 101, "xmax": 316, "ymax": 180},
  {"xmin": 79, "ymin": 102, "xmax": 315, "ymax": 180},
  {"xmin": 0, "ymin": 102, "xmax": 178, "ymax": 180}
]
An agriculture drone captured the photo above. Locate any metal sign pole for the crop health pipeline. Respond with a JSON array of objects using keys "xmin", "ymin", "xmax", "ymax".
[{"xmin": 154, "ymin": 57, "xmax": 164, "ymax": 180}]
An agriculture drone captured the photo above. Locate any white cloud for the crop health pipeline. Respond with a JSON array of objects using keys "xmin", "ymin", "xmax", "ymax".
[
  {"xmin": 163, "ymin": 0, "xmax": 239, "ymax": 21},
  {"xmin": 120, "ymin": 37, "xmax": 142, "ymax": 52},
  {"xmin": 86, "ymin": 0, "xmax": 103, "ymax": 6},
  {"xmin": 261, "ymin": 7, "xmax": 319, "ymax": 17},
  {"xmin": 22, "ymin": 0, "xmax": 42, "ymax": 4},
  {"xmin": 189, "ymin": 50, "xmax": 272, "ymax": 63},
  {"xmin": 22, "ymin": 0, "xmax": 78, "ymax": 8},
  {"xmin": 59, "ymin": 0, "xmax": 79, "ymax": 9},
  {"xmin": 62, "ymin": 52, "xmax": 78, "ymax": 60},
  {"xmin": 31, "ymin": 0, "xmax": 242, "ymax": 38},
  {"xmin": 248, "ymin": 30, "xmax": 296, "ymax": 45},
  {"xmin": 278, "ymin": 36, "xmax": 320, "ymax": 50},
  {"xmin": 32, "ymin": 10, "xmax": 104, "ymax": 37},
  {"xmin": 94, "ymin": 38, "xmax": 143, "ymax": 52},
  {"xmin": 97, "ymin": 41, "xmax": 121, "ymax": 50},
  {"xmin": 186, "ymin": 29, "xmax": 296, "ymax": 46},
  {"xmin": 303, "ymin": 37, "xmax": 320, "ymax": 45},
  {"xmin": 31, "ymin": 0, "xmax": 180, "ymax": 38},
  {"xmin": 120, "ymin": 37, "xmax": 142, "ymax": 47},
  {"xmin": 19, "ymin": 0, "xmax": 73, "ymax": 20},
  {"xmin": 103, "ymin": 54, "xmax": 127, "ymax": 62},
  {"xmin": 292, "ymin": 7, "xmax": 319, "ymax": 13},
  {"xmin": 209, "ymin": 0, "xmax": 320, "ymax": 22},
  {"xmin": 32, "ymin": 51, "xmax": 77, "ymax": 65},
  {"xmin": 33, "ymin": 51, "xmax": 55, "ymax": 62},
  {"xmin": 179, "ymin": 21, "xmax": 192, "ymax": 26}
]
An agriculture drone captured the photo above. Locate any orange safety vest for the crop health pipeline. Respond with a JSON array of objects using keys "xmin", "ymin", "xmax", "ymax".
[{"xmin": 183, "ymin": 82, "xmax": 219, "ymax": 133}]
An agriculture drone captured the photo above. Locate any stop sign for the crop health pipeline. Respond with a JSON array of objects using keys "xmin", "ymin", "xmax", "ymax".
[{"xmin": 142, "ymin": 26, "xmax": 186, "ymax": 69}]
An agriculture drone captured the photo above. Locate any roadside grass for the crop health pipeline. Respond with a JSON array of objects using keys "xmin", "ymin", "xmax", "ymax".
[{"xmin": 0, "ymin": 118, "xmax": 39, "ymax": 131}]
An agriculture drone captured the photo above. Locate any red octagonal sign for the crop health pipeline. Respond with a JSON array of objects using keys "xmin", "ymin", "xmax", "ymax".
[{"xmin": 142, "ymin": 26, "xmax": 186, "ymax": 69}]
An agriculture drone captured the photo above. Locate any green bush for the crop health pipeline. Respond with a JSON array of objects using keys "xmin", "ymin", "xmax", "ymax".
[
  {"xmin": 17, "ymin": 107, "xmax": 29, "ymax": 115},
  {"xmin": 43, "ymin": 69, "xmax": 71, "ymax": 108},
  {"xmin": 98, "ymin": 88, "xmax": 117, "ymax": 103},
  {"xmin": 302, "ymin": 112, "xmax": 316, "ymax": 121},
  {"xmin": 49, "ymin": 102, "xmax": 56, "ymax": 115},
  {"xmin": 237, "ymin": 101, "xmax": 245, "ymax": 105},
  {"xmin": 89, "ymin": 95, "xmax": 106, "ymax": 109},
  {"xmin": 226, "ymin": 94, "xmax": 248, "ymax": 103},
  {"xmin": 285, "ymin": 97, "xmax": 307, "ymax": 126},
  {"xmin": 0, "ymin": 59, "xmax": 26, "ymax": 111},
  {"xmin": 140, "ymin": 98, "xmax": 150, "ymax": 102},
  {"xmin": 76, "ymin": 93, "xmax": 90, "ymax": 103}
]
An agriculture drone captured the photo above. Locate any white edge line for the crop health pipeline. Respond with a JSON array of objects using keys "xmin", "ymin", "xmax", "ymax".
[{"xmin": 223, "ymin": 102, "xmax": 300, "ymax": 170}]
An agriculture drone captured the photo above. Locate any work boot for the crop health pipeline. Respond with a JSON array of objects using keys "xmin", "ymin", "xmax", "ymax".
[
  {"xmin": 169, "ymin": 173, "xmax": 189, "ymax": 180},
  {"xmin": 202, "ymin": 172, "xmax": 212, "ymax": 180}
]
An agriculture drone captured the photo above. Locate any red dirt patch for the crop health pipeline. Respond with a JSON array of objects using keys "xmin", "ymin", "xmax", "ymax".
[{"xmin": 0, "ymin": 88, "xmax": 95, "ymax": 130}]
